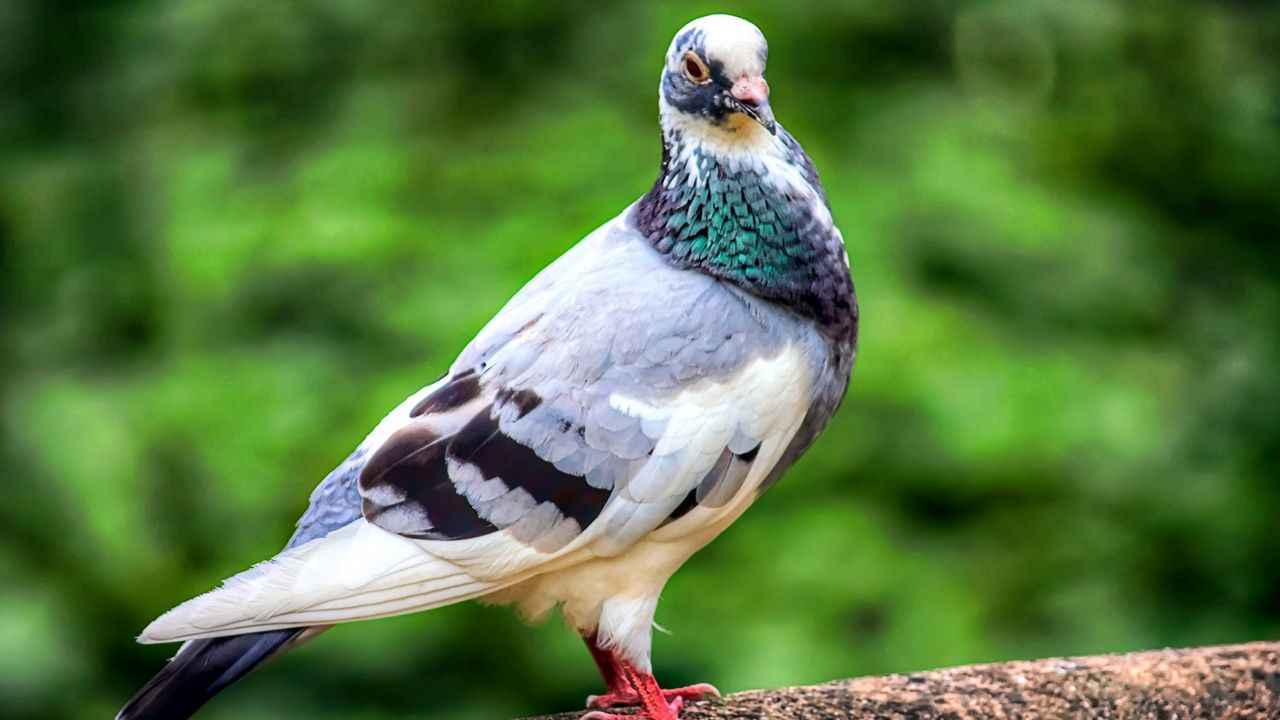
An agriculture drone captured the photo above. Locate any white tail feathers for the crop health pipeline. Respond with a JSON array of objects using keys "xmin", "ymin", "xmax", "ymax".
[{"xmin": 139, "ymin": 521, "xmax": 495, "ymax": 643}]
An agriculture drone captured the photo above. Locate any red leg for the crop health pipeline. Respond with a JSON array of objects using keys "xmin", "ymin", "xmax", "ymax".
[
  {"xmin": 583, "ymin": 633, "xmax": 630, "ymax": 705},
  {"xmin": 580, "ymin": 633, "xmax": 719, "ymax": 719}
]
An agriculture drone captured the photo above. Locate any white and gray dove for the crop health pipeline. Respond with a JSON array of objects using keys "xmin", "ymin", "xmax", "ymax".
[{"xmin": 119, "ymin": 14, "xmax": 857, "ymax": 720}]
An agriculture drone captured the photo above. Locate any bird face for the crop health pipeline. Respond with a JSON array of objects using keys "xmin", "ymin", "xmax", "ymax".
[{"xmin": 660, "ymin": 15, "xmax": 776, "ymax": 137}]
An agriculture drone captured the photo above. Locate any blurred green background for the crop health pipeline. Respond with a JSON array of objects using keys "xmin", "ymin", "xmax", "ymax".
[{"xmin": 3, "ymin": 0, "xmax": 1279, "ymax": 718}]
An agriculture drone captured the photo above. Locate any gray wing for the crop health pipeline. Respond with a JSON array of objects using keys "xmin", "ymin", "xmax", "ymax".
[
  {"xmin": 357, "ymin": 212, "xmax": 834, "ymax": 559},
  {"xmin": 137, "ymin": 211, "xmax": 844, "ymax": 642}
]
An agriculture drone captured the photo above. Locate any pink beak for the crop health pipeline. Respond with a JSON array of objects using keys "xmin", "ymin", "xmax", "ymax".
[{"xmin": 730, "ymin": 76, "xmax": 775, "ymax": 134}]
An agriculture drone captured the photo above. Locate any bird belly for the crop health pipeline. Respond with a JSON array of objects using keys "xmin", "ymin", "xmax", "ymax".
[
  {"xmin": 483, "ymin": 527, "xmax": 719, "ymax": 668},
  {"xmin": 480, "ymin": 450, "xmax": 782, "ymax": 668},
  {"xmin": 486, "ymin": 535, "xmax": 680, "ymax": 622}
]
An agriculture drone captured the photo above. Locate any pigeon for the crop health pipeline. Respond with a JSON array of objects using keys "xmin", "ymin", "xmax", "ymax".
[{"xmin": 119, "ymin": 13, "xmax": 857, "ymax": 720}]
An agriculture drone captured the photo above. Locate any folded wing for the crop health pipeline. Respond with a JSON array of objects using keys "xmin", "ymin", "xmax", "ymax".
[{"xmin": 141, "ymin": 220, "xmax": 824, "ymax": 643}]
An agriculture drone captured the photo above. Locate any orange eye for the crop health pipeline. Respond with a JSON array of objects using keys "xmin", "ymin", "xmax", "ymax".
[{"xmin": 682, "ymin": 51, "xmax": 710, "ymax": 84}]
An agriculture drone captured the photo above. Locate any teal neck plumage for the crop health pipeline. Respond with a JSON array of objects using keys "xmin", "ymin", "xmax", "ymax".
[{"xmin": 634, "ymin": 127, "xmax": 854, "ymax": 335}]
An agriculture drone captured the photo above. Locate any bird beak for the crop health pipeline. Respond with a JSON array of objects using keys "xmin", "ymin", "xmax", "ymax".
[{"xmin": 730, "ymin": 75, "xmax": 776, "ymax": 135}]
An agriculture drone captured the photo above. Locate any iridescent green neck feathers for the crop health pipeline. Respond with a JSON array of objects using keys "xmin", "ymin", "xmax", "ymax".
[{"xmin": 633, "ymin": 129, "xmax": 854, "ymax": 337}]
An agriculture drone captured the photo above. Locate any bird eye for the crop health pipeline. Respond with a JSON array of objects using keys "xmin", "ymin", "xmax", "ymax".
[{"xmin": 682, "ymin": 51, "xmax": 710, "ymax": 84}]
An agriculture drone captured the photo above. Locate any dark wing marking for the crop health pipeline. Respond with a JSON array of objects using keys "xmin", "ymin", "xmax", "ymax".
[
  {"xmin": 666, "ymin": 489, "xmax": 699, "ymax": 523},
  {"xmin": 662, "ymin": 444, "xmax": 758, "ymax": 526},
  {"xmin": 359, "ymin": 379, "xmax": 612, "ymax": 550},
  {"xmin": 359, "ymin": 421, "xmax": 497, "ymax": 540},
  {"xmin": 410, "ymin": 370, "xmax": 480, "ymax": 418},
  {"xmin": 448, "ymin": 411, "xmax": 610, "ymax": 531},
  {"xmin": 494, "ymin": 386, "xmax": 542, "ymax": 419}
]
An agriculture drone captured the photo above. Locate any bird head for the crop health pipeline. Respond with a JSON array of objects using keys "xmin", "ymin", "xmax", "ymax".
[{"xmin": 659, "ymin": 15, "xmax": 776, "ymax": 141}]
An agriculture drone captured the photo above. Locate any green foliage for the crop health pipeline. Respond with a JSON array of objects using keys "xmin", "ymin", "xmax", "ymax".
[{"xmin": 2, "ymin": 1, "xmax": 1278, "ymax": 719}]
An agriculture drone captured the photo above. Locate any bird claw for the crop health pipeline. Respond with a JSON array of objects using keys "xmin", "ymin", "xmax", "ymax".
[
  {"xmin": 582, "ymin": 696, "xmax": 684, "ymax": 720},
  {"xmin": 586, "ymin": 682, "xmax": 720, "ymax": 709},
  {"xmin": 579, "ymin": 633, "xmax": 717, "ymax": 719},
  {"xmin": 668, "ymin": 683, "xmax": 721, "ymax": 702}
]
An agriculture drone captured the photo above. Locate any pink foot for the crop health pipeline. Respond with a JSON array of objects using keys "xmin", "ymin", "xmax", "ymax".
[
  {"xmin": 579, "ymin": 632, "xmax": 718, "ymax": 720},
  {"xmin": 581, "ymin": 696, "xmax": 684, "ymax": 720},
  {"xmin": 586, "ymin": 683, "xmax": 721, "ymax": 709}
]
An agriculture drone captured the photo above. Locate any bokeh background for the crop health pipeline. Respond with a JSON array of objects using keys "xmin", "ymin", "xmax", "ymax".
[{"xmin": 3, "ymin": 0, "xmax": 1279, "ymax": 718}]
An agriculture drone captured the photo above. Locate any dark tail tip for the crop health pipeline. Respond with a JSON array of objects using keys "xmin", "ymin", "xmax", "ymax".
[{"xmin": 118, "ymin": 629, "xmax": 303, "ymax": 720}]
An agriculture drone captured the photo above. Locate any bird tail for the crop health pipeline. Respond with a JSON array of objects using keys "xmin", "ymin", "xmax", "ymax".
[
  {"xmin": 117, "ymin": 628, "xmax": 321, "ymax": 720},
  {"xmin": 120, "ymin": 520, "xmax": 504, "ymax": 718}
]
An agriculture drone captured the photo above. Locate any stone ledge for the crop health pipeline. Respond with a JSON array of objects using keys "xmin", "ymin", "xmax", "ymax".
[{"xmin": 524, "ymin": 641, "xmax": 1280, "ymax": 719}]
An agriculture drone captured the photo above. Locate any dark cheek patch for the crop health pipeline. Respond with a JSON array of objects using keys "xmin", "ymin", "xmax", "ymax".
[
  {"xmin": 665, "ymin": 78, "xmax": 732, "ymax": 122},
  {"xmin": 663, "ymin": 57, "xmax": 735, "ymax": 125}
]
